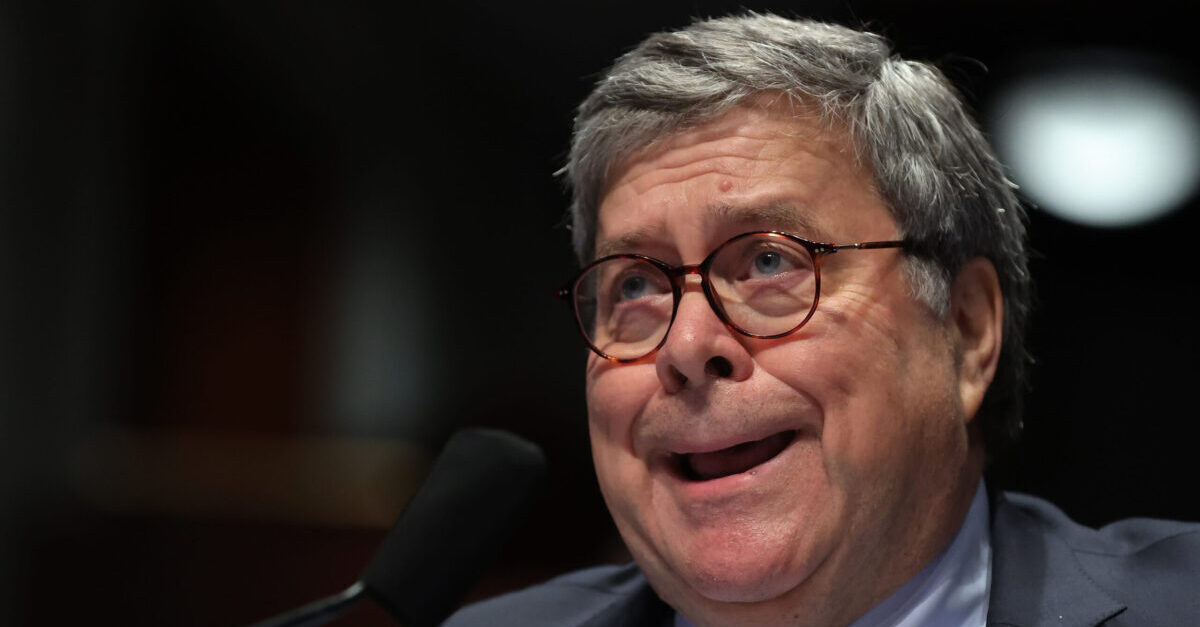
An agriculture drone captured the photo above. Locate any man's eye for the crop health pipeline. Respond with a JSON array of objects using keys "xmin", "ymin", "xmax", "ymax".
[
  {"xmin": 749, "ymin": 250, "xmax": 796, "ymax": 277},
  {"xmin": 619, "ymin": 275, "xmax": 650, "ymax": 300},
  {"xmin": 753, "ymin": 252, "xmax": 784, "ymax": 275}
]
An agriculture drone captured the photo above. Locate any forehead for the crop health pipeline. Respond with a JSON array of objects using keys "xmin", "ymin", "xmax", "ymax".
[{"xmin": 594, "ymin": 102, "xmax": 894, "ymax": 257}]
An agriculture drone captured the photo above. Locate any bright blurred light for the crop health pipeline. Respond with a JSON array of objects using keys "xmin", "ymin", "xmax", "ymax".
[{"xmin": 992, "ymin": 58, "xmax": 1200, "ymax": 227}]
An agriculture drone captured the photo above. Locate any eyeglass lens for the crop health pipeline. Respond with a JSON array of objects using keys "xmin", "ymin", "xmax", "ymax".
[{"xmin": 573, "ymin": 233, "xmax": 818, "ymax": 360}]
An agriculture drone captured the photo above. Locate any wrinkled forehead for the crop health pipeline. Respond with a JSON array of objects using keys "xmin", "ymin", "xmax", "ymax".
[
  {"xmin": 600, "ymin": 96, "xmax": 847, "ymax": 194},
  {"xmin": 593, "ymin": 101, "xmax": 888, "ymax": 258}
]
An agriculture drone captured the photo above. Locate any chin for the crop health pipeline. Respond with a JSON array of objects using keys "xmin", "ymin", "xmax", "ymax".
[{"xmin": 670, "ymin": 539, "xmax": 811, "ymax": 604}]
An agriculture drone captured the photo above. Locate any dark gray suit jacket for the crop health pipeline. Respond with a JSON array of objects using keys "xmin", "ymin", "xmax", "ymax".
[{"xmin": 443, "ymin": 492, "xmax": 1200, "ymax": 626}]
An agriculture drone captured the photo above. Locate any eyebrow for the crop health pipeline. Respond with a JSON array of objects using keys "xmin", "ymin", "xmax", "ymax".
[
  {"xmin": 593, "ymin": 200, "xmax": 832, "ymax": 259},
  {"xmin": 594, "ymin": 228, "xmax": 657, "ymax": 259},
  {"xmin": 711, "ymin": 201, "xmax": 831, "ymax": 241}
]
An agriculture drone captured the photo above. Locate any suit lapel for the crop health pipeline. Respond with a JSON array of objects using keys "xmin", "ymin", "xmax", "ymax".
[
  {"xmin": 579, "ymin": 570, "xmax": 673, "ymax": 627},
  {"xmin": 987, "ymin": 492, "xmax": 1126, "ymax": 627}
]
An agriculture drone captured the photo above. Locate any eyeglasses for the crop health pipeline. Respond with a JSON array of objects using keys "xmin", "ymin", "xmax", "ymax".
[{"xmin": 555, "ymin": 231, "xmax": 907, "ymax": 362}]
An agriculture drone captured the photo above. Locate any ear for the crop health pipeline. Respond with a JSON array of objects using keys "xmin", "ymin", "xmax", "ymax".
[{"xmin": 950, "ymin": 257, "xmax": 1004, "ymax": 423}]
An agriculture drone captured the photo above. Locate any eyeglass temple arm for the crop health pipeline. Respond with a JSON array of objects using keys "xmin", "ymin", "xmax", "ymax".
[{"xmin": 826, "ymin": 239, "xmax": 908, "ymax": 253}]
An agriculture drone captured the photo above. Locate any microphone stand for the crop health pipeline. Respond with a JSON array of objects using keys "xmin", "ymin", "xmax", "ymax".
[
  {"xmin": 246, "ymin": 428, "xmax": 546, "ymax": 627},
  {"xmin": 250, "ymin": 582, "xmax": 365, "ymax": 627}
]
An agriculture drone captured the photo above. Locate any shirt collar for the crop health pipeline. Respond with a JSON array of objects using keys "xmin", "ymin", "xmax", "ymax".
[{"xmin": 848, "ymin": 480, "xmax": 992, "ymax": 627}]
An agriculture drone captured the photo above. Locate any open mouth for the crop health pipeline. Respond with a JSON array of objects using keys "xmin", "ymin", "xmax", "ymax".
[{"xmin": 672, "ymin": 430, "xmax": 797, "ymax": 482}]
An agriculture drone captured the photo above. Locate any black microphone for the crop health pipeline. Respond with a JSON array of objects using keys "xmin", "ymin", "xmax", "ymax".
[{"xmin": 250, "ymin": 428, "xmax": 547, "ymax": 627}]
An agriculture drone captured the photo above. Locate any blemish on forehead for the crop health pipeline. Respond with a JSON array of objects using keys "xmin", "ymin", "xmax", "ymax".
[{"xmin": 718, "ymin": 179, "xmax": 734, "ymax": 193}]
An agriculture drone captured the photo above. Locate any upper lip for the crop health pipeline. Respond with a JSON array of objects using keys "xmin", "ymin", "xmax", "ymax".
[
  {"xmin": 633, "ymin": 388, "xmax": 824, "ymax": 464},
  {"xmin": 665, "ymin": 427, "xmax": 799, "ymax": 455},
  {"xmin": 641, "ymin": 411, "xmax": 821, "ymax": 469}
]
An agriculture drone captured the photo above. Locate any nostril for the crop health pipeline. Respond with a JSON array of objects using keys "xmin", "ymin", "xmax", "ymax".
[
  {"xmin": 668, "ymin": 365, "xmax": 689, "ymax": 387},
  {"xmin": 705, "ymin": 356, "xmax": 733, "ymax": 378}
]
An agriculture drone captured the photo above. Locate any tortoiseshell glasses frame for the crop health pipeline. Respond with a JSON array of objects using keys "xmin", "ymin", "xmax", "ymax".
[{"xmin": 554, "ymin": 231, "xmax": 907, "ymax": 363}]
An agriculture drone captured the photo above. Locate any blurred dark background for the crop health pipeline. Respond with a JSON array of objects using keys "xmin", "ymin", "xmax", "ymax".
[{"xmin": 2, "ymin": 1, "xmax": 1198, "ymax": 625}]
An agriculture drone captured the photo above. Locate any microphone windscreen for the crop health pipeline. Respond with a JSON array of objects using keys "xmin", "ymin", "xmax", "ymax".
[{"xmin": 361, "ymin": 428, "xmax": 546, "ymax": 627}]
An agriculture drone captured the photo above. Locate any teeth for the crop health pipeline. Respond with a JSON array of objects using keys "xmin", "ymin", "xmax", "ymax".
[{"xmin": 677, "ymin": 431, "xmax": 796, "ymax": 481}]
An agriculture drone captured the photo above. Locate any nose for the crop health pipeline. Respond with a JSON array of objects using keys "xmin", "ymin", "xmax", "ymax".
[{"xmin": 654, "ymin": 282, "xmax": 754, "ymax": 393}]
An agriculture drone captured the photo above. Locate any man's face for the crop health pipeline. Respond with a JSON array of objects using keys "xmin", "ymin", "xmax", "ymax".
[{"xmin": 586, "ymin": 103, "xmax": 978, "ymax": 623}]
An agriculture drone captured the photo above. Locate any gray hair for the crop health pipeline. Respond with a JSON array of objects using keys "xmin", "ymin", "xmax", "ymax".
[{"xmin": 563, "ymin": 13, "xmax": 1031, "ymax": 453}]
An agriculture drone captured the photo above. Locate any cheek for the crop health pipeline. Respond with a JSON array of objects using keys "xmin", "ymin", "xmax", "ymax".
[
  {"xmin": 585, "ymin": 362, "xmax": 664, "ymax": 547},
  {"xmin": 585, "ymin": 360, "xmax": 659, "ymax": 478},
  {"xmin": 752, "ymin": 300, "xmax": 948, "ymax": 479},
  {"xmin": 586, "ymin": 361, "xmax": 657, "ymax": 431}
]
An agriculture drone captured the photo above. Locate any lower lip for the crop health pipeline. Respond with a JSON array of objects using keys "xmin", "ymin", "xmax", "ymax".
[{"xmin": 664, "ymin": 432, "xmax": 803, "ymax": 501}]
